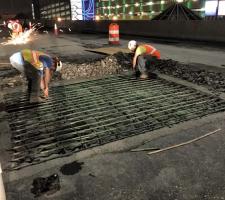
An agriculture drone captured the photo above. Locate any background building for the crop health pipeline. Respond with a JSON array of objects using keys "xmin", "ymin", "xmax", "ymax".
[
  {"xmin": 37, "ymin": 0, "xmax": 71, "ymax": 20},
  {"xmin": 33, "ymin": 0, "xmax": 95, "ymax": 20},
  {"xmin": 32, "ymin": 0, "xmax": 225, "ymax": 21},
  {"xmin": 95, "ymin": 0, "xmax": 206, "ymax": 20}
]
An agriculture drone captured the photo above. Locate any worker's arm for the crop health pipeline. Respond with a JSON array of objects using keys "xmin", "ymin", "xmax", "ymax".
[
  {"xmin": 132, "ymin": 46, "xmax": 143, "ymax": 70},
  {"xmin": 132, "ymin": 54, "xmax": 138, "ymax": 70},
  {"xmin": 40, "ymin": 78, "xmax": 45, "ymax": 90}
]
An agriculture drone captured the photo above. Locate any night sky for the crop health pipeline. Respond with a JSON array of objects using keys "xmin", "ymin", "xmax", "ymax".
[{"xmin": 0, "ymin": 0, "xmax": 32, "ymax": 14}]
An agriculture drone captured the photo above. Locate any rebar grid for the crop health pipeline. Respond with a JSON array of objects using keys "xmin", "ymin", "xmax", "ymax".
[{"xmin": 4, "ymin": 75, "xmax": 225, "ymax": 170}]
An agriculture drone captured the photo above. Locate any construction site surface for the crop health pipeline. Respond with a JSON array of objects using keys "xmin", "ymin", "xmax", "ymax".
[{"xmin": 1, "ymin": 33, "xmax": 225, "ymax": 200}]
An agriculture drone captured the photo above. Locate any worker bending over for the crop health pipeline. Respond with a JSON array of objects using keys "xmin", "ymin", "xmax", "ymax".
[
  {"xmin": 128, "ymin": 40, "xmax": 160, "ymax": 79},
  {"xmin": 9, "ymin": 49, "xmax": 62, "ymax": 103}
]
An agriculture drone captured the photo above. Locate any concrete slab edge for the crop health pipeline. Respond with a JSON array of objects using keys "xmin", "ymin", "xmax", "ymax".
[{"xmin": 4, "ymin": 110, "xmax": 225, "ymax": 183}]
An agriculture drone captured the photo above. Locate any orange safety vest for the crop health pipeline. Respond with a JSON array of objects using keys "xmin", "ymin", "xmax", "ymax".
[
  {"xmin": 21, "ymin": 49, "xmax": 48, "ymax": 70},
  {"xmin": 137, "ymin": 44, "xmax": 161, "ymax": 59}
]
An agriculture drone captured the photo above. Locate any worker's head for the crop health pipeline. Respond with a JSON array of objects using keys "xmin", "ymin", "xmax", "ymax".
[
  {"xmin": 128, "ymin": 40, "xmax": 137, "ymax": 52},
  {"xmin": 39, "ymin": 55, "xmax": 62, "ymax": 73},
  {"xmin": 52, "ymin": 57, "xmax": 62, "ymax": 72}
]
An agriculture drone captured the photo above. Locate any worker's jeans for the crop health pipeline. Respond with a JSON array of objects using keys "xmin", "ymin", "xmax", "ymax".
[
  {"xmin": 136, "ymin": 55, "xmax": 154, "ymax": 74},
  {"xmin": 23, "ymin": 62, "xmax": 41, "ymax": 99}
]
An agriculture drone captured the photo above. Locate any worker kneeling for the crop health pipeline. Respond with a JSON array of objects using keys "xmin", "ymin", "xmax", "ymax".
[
  {"xmin": 128, "ymin": 40, "xmax": 160, "ymax": 79},
  {"xmin": 9, "ymin": 49, "xmax": 62, "ymax": 103}
]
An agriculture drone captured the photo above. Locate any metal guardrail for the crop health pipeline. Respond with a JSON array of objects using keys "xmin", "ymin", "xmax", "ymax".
[{"xmin": 4, "ymin": 75, "xmax": 225, "ymax": 170}]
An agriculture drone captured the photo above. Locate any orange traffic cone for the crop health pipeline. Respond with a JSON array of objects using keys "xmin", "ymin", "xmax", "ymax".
[
  {"xmin": 54, "ymin": 23, "xmax": 58, "ymax": 36},
  {"xmin": 29, "ymin": 22, "xmax": 32, "ymax": 30}
]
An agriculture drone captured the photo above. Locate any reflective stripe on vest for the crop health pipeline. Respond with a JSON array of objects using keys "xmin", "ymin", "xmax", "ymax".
[
  {"xmin": 32, "ymin": 51, "xmax": 39, "ymax": 65},
  {"xmin": 143, "ymin": 45, "xmax": 156, "ymax": 55},
  {"xmin": 22, "ymin": 49, "xmax": 44, "ymax": 70},
  {"xmin": 150, "ymin": 48, "xmax": 156, "ymax": 55}
]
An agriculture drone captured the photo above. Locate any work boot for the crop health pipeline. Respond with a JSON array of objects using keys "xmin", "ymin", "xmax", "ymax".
[
  {"xmin": 140, "ymin": 73, "xmax": 148, "ymax": 80},
  {"xmin": 30, "ymin": 96, "xmax": 45, "ymax": 103}
]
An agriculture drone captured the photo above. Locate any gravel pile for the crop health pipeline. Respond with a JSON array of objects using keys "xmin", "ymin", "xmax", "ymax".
[
  {"xmin": 0, "ymin": 52, "xmax": 132, "ymax": 89},
  {"xmin": 1, "ymin": 52, "xmax": 225, "ymax": 93},
  {"xmin": 0, "ymin": 67, "xmax": 26, "ymax": 89},
  {"xmin": 151, "ymin": 59, "xmax": 225, "ymax": 92},
  {"xmin": 60, "ymin": 52, "xmax": 132, "ymax": 80},
  {"xmin": 0, "ymin": 75, "xmax": 25, "ymax": 88}
]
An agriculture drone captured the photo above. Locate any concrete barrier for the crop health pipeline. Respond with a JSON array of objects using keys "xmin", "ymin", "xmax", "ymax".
[{"xmin": 41, "ymin": 20, "xmax": 225, "ymax": 43}]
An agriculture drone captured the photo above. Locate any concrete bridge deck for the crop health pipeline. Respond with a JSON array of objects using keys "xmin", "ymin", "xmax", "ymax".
[{"xmin": 0, "ymin": 33, "xmax": 225, "ymax": 200}]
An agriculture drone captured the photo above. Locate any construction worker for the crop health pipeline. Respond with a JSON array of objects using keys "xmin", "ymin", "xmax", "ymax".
[
  {"xmin": 7, "ymin": 20, "xmax": 23, "ymax": 38},
  {"xmin": 128, "ymin": 40, "xmax": 160, "ymax": 79},
  {"xmin": 9, "ymin": 49, "xmax": 62, "ymax": 103}
]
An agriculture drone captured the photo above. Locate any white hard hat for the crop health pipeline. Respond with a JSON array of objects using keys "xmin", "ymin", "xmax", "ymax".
[
  {"xmin": 56, "ymin": 60, "xmax": 62, "ymax": 72},
  {"xmin": 128, "ymin": 40, "xmax": 137, "ymax": 51}
]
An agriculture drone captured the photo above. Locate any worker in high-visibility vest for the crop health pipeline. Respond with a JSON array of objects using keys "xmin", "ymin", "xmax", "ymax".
[
  {"xmin": 128, "ymin": 40, "xmax": 161, "ymax": 79},
  {"xmin": 7, "ymin": 20, "xmax": 23, "ymax": 38},
  {"xmin": 9, "ymin": 49, "xmax": 62, "ymax": 103}
]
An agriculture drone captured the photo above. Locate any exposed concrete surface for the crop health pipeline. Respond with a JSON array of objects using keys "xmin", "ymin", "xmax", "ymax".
[
  {"xmin": 0, "ymin": 33, "xmax": 225, "ymax": 68},
  {"xmin": 153, "ymin": 43, "xmax": 225, "ymax": 68},
  {"xmin": 3, "ymin": 111, "xmax": 225, "ymax": 200}
]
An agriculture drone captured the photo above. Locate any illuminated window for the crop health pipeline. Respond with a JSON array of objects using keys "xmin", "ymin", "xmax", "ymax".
[
  {"xmin": 146, "ymin": 2, "xmax": 153, "ymax": 5},
  {"xmin": 205, "ymin": 1, "xmax": 217, "ymax": 16},
  {"xmin": 218, "ymin": 1, "xmax": 225, "ymax": 15}
]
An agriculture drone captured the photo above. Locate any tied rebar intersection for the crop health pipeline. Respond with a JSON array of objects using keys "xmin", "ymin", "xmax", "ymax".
[{"xmin": 4, "ymin": 75, "xmax": 225, "ymax": 170}]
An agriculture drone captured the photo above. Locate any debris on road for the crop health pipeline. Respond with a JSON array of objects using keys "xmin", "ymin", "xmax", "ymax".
[
  {"xmin": 0, "ymin": 67, "xmax": 25, "ymax": 88},
  {"xmin": 61, "ymin": 52, "xmax": 132, "ymax": 80},
  {"xmin": 147, "ymin": 128, "xmax": 221, "ymax": 155},
  {"xmin": 31, "ymin": 173, "xmax": 60, "ymax": 197},
  {"xmin": 131, "ymin": 147, "xmax": 160, "ymax": 152},
  {"xmin": 151, "ymin": 59, "xmax": 225, "ymax": 93},
  {"xmin": 1, "ymin": 52, "xmax": 225, "ymax": 93}
]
